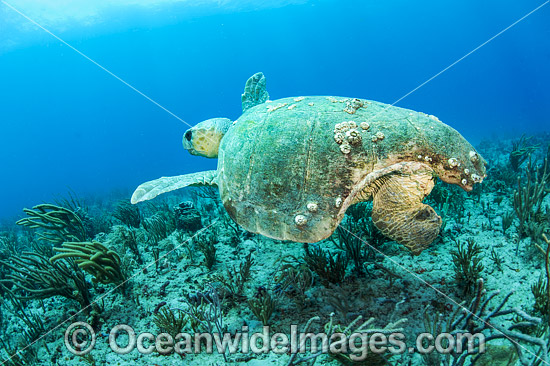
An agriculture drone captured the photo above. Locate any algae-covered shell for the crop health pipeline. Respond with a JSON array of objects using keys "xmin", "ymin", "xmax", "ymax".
[{"xmin": 217, "ymin": 96, "xmax": 486, "ymax": 244}]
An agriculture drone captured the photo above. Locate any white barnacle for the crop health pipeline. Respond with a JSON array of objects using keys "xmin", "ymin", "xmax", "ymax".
[
  {"xmin": 340, "ymin": 143, "xmax": 351, "ymax": 154},
  {"xmin": 371, "ymin": 135, "xmax": 378, "ymax": 142},
  {"xmin": 343, "ymin": 107, "xmax": 356, "ymax": 115},
  {"xmin": 375, "ymin": 131, "xmax": 385, "ymax": 140},
  {"xmin": 464, "ymin": 168, "xmax": 470, "ymax": 175},
  {"xmin": 448, "ymin": 158, "xmax": 459, "ymax": 168},
  {"xmin": 418, "ymin": 155, "xmax": 423, "ymax": 159},
  {"xmin": 335, "ymin": 197, "xmax": 343, "ymax": 208},
  {"xmin": 471, "ymin": 174, "xmax": 482, "ymax": 183},
  {"xmin": 461, "ymin": 178, "xmax": 468, "ymax": 185},
  {"xmin": 308, "ymin": 102, "xmax": 315, "ymax": 106},
  {"xmin": 295, "ymin": 214, "xmax": 307, "ymax": 226},
  {"xmin": 348, "ymin": 121, "xmax": 357, "ymax": 129},
  {"xmin": 294, "ymin": 97, "xmax": 305, "ymax": 102},
  {"xmin": 360, "ymin": 122, "xmax": 370, "ymax": 130},
  {"xmin": 346, "ymin": 129, "xmax": 362, "ymax": 145},
  {"xmin": 287, "ymin": 104, "xmax": 297, "ymax": 110},
  {"xmin": 424, "ymin": 156, "xmax": 432, "ymax": 162},
  {"xmin": 334, "ymin": 132, "xmax": 345, "ymax": 144},
  {"xmin": 469, "ymin": 150, "xmax": 479, "ymax": 162},
  {"xmin": 307, "ymin": 202, "xmax": 318, "ymax": 212}
]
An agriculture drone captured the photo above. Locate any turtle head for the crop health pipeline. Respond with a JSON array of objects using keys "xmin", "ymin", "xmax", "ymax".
[{"xmin": 183, "ymin": 117, "xmax": 232, "ymax": 158}]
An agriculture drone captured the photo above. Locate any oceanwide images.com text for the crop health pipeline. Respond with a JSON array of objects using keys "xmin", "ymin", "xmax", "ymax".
[{"xmin": 65, "ymin": 322, "xmax": 485, "ymax": 360}]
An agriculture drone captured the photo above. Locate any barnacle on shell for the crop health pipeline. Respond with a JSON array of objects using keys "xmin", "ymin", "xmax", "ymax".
[
  {"xmin": 471, "ymin": 174, "xmax": 482, "ymax": 183},
  {"xmin": 340, "ymin": 143, "xmax": 351, "ymax": 154},
  {"xmin": 346, "ymin": 129, "xmax": 362, "ymax": 145},
  {"xmin": 307, "ymin": 203, "xmax": 318, "ymax": 212},
  {"xmin": 448, "ymin": 158, "xmax": 459, "ymax": 168},
  {"xmin": 334, "ymin": 132, "xmax": 345, "ymax": 144},
  {"xmin": 294, "ymin": 214, "xmax": 307, "ymax": 226}
]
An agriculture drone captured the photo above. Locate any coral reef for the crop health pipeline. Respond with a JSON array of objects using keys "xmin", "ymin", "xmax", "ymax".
[
  {"xmin": 112, "ymin": 200, "xmax": 141, "ymax": 228},
  {"xmin": 247, "ymin": 286, "xmax": 276, "ymax": 325},
  {"xmin": 153, "ymin": 307, "xmax": 187, "ymax": 338},
  {"xmin": 510, "ymin": 135, "xmax": 540, "ymax": 171},
  {"xmin": 174, "ymin": 201, "xmax": 202, "ymax": 232},
  {"xmin": 451, "ymin": 238, "xmax": 484, "ymax": 295},
  {"xmin": 1, "ymin": 132, "xmax": 550, "ymax": 366},
  {"xmin": 423, "ymin": 279, "xmax": 547, "ymax": 365},
  {"xmin": 0, "ymin": 251, "xmax": 91, "ymax": 310},
  {"xmin": 303, "ymin": 243, "xmax": 348, "ymax": 286},
  {"xmin": 513, "ymin": 154, "xmax": 549, "ymax": 242},
  {"xmin": 16, "ymin": 204, "xmax": 87, "ymax": 244},
  {"xmin": 50, "ymin": 241, "xmax": 125, "ymax": 286}
]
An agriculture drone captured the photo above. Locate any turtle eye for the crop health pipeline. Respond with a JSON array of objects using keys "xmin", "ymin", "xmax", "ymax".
[{"xmin": 184, "ymin": 130, "xmax": 192, "ymax": 141}]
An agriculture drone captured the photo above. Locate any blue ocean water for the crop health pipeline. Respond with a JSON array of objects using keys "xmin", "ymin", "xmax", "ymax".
[{"xmin": 0, "ymin": 0, "xmax": 548, "ymax": 221}]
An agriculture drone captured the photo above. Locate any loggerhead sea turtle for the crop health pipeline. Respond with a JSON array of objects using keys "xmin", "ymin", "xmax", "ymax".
[{"xmin": 132, "ymin": 73, "xmax": 486, "ymax": 255}]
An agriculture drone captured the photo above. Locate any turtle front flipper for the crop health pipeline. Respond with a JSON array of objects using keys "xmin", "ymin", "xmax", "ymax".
[
  {"xmin": 371, "ymin": 171, "xmax": 441, "ymax": 255},
  {"xmin": 241, "ymin": 72, "xmax": 269, "ymax": 112},
  {"xmin": 131, "ymin": 170, "xmax": 218, "ymax": 204}
]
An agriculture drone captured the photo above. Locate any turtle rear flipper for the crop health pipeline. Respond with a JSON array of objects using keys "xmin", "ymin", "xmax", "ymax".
[
  {"xmin": 131, "ymin": 170, "xmax": 217, "ymax": 204},
  {"xmin": 371, "ymin": 170, "xmax": 441, "ymax": 255},
  {"xmin": 241, "ymin": 72, "xmax": 269, "ymax": 112}
]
